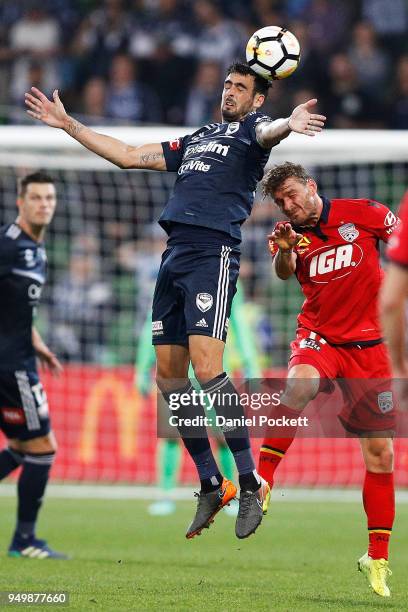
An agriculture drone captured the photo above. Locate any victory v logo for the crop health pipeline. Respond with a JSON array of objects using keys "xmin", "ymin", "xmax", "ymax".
[{"xmin": 196, "ymin": 293, "xmax": 213, "ymax": 312}]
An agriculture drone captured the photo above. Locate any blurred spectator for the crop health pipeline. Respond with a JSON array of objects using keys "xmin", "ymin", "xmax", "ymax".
[
  {"xmin": 362, "ymin": 0, "xmax": 408, "ymax": 57},
  {"xmin": 0, "ymin": 0, "xmax": 405, "ymax": 129},
  {"xmin": 72, "ymin": 0, "xmax": 132, "ymax": 82},
  {"xmin": 193, "ymin": 0, "xmax": 247, "ymax": 71},
  {"xmin": 390, "ymin": 56, "xmax": 408, "ymax": 130},
  {"xmin": 184, "ymin": 61, "xmax": 221, "ymax": 126},
  {"xmin": 348, "ymin": 21, "xmax": 390, "ymax": 98},
  {"xmin": 301, "ymin": 0, "xmax": 350, "ymax": 54},
  {"xmin": 106, "ymin": 54, "xmax": 162, "ymax": 123},
  {"xmin": 292, "ymin": 88, "xmax": 320, "ymax": 112},
  {"xmin": 138, "ymin": 36, "xmax": 193, "ymax": 125},
  {"xmin": 261, "ymin": 80, "xmax": 292, "ymax": 121},
  {"xmin": 80, "ymin": 77, "xmax": 107, "ymax": 122},
  {"xmin": 287, "ymin": 20, "xmax": 326, "ymax": 93},
  {"xmin": 116, "ymin": 224, "xmax": 167, "ymax": 337},
  {"xmin": 250, "ymin": 0, "xmax": 284, "ymax": 29},
  {"xmin": 284, "ymin": 0, "xmax": 311, "ymax": 19},
  {"xmin": 9, "ymin": 6, "xmax": 61, "ymax": 103},
  {"xmin": 48, "ymin": 234, "xmax": 112, "ymax": 363},
  {"xmin": 322, "ymin": 53, "xmax": 385, "ymax": 129},
  {"xmin": 130, "ymin": 0, "xmax": 196, "ymax": 60}
]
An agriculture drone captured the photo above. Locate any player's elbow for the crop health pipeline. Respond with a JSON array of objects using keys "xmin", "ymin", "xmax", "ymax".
[
  {"xmin": 274, "ymin": 265, "xmax": 295, "ymax": 280},
  {"xmin": 117, "ymin": 146, "xmax": 138, "ymax": 170},
  {"xmin": 116, "ymin": 156, "xmax": 132, "ymax": 170}
]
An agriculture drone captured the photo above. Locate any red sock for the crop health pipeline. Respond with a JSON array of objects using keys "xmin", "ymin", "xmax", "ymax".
[
  {"xmin": 258, "ymin": 403, "xmax": 300, "ymax": 487},
  {"xmin": 363, "ymin": 471, "xmax": 395, "ymax": 560},
  {"xmin": 258, "ymin": 437, "xmax": 294, "ymax": 487}
]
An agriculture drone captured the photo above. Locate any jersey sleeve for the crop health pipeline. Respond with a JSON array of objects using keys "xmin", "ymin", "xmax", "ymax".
[
  {"xmin": 387, "ymin": 192, "xmax": 408, "ymax": 266},
  {"xmin": 161, "ymin": 136, "xmax": 188, "ymax": 172},
  {"xmin": 360, "ymin": 199, "xmax": 400, "ymax": 242},
  {"xmin": 0, "ymin": 236, "xmax": 17, "ymax": 277},
  {"xmin": 243, "ymin": 112, "xmax": 274, "ymax": 146}
]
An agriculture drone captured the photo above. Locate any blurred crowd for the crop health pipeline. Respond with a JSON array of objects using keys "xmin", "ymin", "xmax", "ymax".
[{"xmin": 0, "ymin": 0, "xmax": 407, "ymax": 128}]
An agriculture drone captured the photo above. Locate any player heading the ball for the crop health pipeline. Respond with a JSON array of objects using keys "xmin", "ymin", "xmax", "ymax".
[{"xmin": 25, "ymin": 63, "xmax": 325, "ymax": 541}]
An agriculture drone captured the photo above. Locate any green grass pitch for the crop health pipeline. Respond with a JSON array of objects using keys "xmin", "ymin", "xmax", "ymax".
[{"xmin": 0, "ymin": 496, "xmax": 406, "ymax": 611}]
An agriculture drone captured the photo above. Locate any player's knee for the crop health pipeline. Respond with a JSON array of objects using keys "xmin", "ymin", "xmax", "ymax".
[
  {"xmin": 282, "ymin": 365, "xmax": 320, "ymax": 409},
  {"xmin": 365, "ymin": 439, "xmax": 394, "ymax": 472},
  {"xmin": 156, "ymin": 368, "xmax": 189, "ymax": 395},
  {"xmin": 193, "ymin": 362, "xmax": 221, "ymax": 384},
  {"xmin": 155, "ymin": 353, "xmax": 189, "ymax": 389},
  {"xmin": 282, "ymin": 377, "xmax": 319, "ymax": 410}
]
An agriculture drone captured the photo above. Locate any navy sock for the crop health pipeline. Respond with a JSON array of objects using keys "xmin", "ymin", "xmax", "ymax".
[
  {"xmin": 162, "ymin": 383, "xmax": 221, "ymax": 492},
  {"xmin": 0, "ymin": 447, "xmax": 24, "ymax": 480},
  {"xmin": 202, "ymin": 373, "xmax": 260, "ymax": 491},
  {"xmin": 15, "ymin": 452, "xmax": 55, "ymax": 540}
]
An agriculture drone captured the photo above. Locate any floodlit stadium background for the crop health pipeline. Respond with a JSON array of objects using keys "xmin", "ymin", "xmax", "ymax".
[{"xmin": 0, "ymin": 0, "xmax": 407, "ymax": 487}]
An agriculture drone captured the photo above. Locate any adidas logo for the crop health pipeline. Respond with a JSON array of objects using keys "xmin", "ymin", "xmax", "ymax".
[{"xmin": 195, "ymin": 318, "xmax": 208, "ymax": 328}]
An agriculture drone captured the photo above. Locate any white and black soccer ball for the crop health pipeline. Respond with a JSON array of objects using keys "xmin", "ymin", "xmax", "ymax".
[{"xmin": 246, "ymin": 26, "xmax": 301, "ymax": 81}]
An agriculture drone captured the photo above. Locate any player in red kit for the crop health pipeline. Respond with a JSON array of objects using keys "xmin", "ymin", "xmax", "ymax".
[
  {"xmin": 258, "ymin": 162, "xmax": 399, "ymax": 597},
  {"xmin": 381, "ymin": 191, "xmax": 408, "ymax": 377}
]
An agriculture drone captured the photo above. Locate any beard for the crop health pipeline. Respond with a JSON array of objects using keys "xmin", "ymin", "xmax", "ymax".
[{"xmin": 221, "ymin": 106, "xmax": 240, "ymax": 122}]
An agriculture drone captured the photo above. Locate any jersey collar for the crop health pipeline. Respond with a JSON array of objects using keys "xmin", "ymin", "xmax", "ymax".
[{"xmin": 320, "ymin": 196, "xmax": 331, "ymax": 224}]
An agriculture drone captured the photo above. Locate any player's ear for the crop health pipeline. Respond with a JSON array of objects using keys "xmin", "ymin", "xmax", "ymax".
[
  {"xmin": 307, "ymin": 179, "xmax": 318, "ymax": 195},
  {"xmin": 16, "ymin": 197, "xmax": 23, "ymax": 211},
  {"xmin": 253, "ymin": 93, "xmax": 265, "ymax": 109}
]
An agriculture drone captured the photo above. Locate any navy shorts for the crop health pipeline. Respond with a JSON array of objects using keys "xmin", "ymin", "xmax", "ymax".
[
  {"xmin": 152, "ymin": 243, "xmax": 240, "ymax": 345},
  {"xmin": 0, "ymin": 370, "xmax": 51, "ymax": 441}
]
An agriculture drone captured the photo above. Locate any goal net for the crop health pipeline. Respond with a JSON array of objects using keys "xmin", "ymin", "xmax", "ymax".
[{"xmin": 0, "ymin": 126, "xmax": 407, "ymax": 487}]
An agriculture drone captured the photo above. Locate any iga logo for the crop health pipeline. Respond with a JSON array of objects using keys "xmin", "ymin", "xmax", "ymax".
[
  {"xmin": 196, "ymin": 293, "xmax": 213, "ymax": 312},
  {"xmin": 307, "ymin": 243, "xmax": 363, "ymax": 283}
]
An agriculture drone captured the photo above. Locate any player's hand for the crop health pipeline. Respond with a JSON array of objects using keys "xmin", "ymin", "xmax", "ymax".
[
  {"xmin": 25, "ymin": 87, "xmax": 68, "ymax": 129},
  {"xmin": 288, "ymin": 99, "xmax": 326, "ymax": 137},
  {"xmin": 268, "ymin": 222, "xmax": 302, "ymax": 253},
  {"xmin": 36, "ymin": 349, "xmax": 63, "ymax": 377}
]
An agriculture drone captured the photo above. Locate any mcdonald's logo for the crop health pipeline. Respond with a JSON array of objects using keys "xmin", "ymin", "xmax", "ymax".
[{"xmin": 79, "ymin": 373, "xmax": 141, "ymax": 462}]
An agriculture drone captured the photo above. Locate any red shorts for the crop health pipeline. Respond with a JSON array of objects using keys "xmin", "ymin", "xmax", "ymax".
[{"xmin": 289, "ymin": 328, "xmax": 395, "ymax": 434}]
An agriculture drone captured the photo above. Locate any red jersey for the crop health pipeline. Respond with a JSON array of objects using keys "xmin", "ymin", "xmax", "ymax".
[
  {"xmin": 275, "ymin": 197, "xmax": 400, "ymax": 344},
  {"xmin": 387, "ymin": 191, "xmax": 408, "ymax": 266}
]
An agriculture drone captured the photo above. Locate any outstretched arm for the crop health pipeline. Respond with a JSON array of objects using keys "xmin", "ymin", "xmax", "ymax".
[
  {"xmin": 25, "ymin": 87, "xmax": 166, "ymax": 171},
  {"xmin": 256, "ymin": 98, "xmax": 326, "ymax": 148}
]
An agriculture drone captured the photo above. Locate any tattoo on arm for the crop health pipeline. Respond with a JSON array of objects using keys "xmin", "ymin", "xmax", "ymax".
[
  {"xmin": 139, "ymin": 151, "xmax": 165, "ymax": 166},
  {"xmin": 65, "ymin": 117, "xmax": 85, "ymax": 139}
]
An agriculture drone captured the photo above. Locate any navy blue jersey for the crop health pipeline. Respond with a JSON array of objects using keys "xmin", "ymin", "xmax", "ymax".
[
  {"xmin": 160, "ymin": 111, "xmax": 273, "ymax": 242},
  {"xmin": 0, "ymin": 223, "xmax": 47, "ymax": 371}
]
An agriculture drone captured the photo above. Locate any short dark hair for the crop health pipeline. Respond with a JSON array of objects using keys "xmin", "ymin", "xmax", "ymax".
[
  {"xmin": 262, "ymin": 162, "xmax": 312, "ymax": 197},
  {"xmin": 226, "ymin": 61, "xmax": 271, "ymax": 98},
  {"xmin": 19, "ymin": 171, "xmax": 55, "ymax": 197}
]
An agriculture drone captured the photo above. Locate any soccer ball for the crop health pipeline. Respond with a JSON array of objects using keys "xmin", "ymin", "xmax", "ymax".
[{"xmin": 246, "ymin": 26, "xmax": 301, "ymax": 81}]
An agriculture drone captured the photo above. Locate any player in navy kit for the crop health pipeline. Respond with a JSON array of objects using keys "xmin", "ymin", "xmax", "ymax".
[
  {"xmin": 0, "ymin": 172, "xmax": 67, "ymax": 558},
  {"xmin": 26, "ymin": 62, "xmax": 326, "ymax": 539}
]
